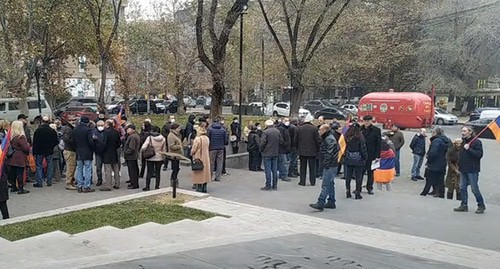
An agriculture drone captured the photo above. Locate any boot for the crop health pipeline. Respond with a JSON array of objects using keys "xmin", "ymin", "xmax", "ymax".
[
  {"xmin": 475, "ymin": 204, "xmax": 486, "ymax": 214},
  {"xmin": 201, "ymin": 183, "xmax": 207, "ymax": 193},
  {"xmin": 96, "ymin": 180, "xmax": 102, "ymax": 187},
  {"xmin": 456, "ymin": 190, "xmax": 461, "ymax": 201},
  {"xmin": 309, "ymin": 203, "xmax": 324, "ymax": 212},
  {"xmin": 195, "ymin": 184, "xmax": 203, "ymax": 193},
  {"xmin": 324, "ymin": 202, "xmax": 336, "ymax": 209},
  {"xmin": 446, "ymin": 192, "xmax": 453, "ymax": 200},
  {"xmin": 355, "ymin": 192, "xmax": 363, "ymax": 200},
  {"xmin": 453, "ymin": 205, "xmax": 468, "ymax": 212},
  {"xmin": 346, "ymin": 190, "xmax": 352, "ymax": 199}
]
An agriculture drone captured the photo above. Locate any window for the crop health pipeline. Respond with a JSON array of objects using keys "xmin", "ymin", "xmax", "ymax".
[
  {"xmin": 0, "ymin": 103, "xmax": 5, "ymax": 111},
  {"xmin": 277, "ymin": 104, "xmax": 287, "ymax": 109},
  {"xmin": 84, "ymin": 107, "xmax": 94, "ymax": 112},
  {"xmin": 8, "ymin": 102, "xmax": 19, "ymax": 111},
  {"xmin": 28, "ymin": 100, "xmax": 47, "ymax": 109}
]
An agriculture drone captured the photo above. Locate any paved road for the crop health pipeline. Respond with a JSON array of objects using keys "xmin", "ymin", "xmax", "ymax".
[{"xmin": 6, "ymin": 124, "xmax": 499, "ymax": 253}]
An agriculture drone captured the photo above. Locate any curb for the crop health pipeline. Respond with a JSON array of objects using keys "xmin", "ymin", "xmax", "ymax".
[{"xmin": 0, "ymin": 188, "xmax": 209, "ymax": 227}]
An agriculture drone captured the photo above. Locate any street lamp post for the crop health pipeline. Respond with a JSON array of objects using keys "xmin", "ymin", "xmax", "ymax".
[
  {"xmin": 35, "ymin": 60, "xmax": 43, "ymax": 115},
  {"xmin": 238, "ymin": 5, "xmax": 248, "ymax": 136}
]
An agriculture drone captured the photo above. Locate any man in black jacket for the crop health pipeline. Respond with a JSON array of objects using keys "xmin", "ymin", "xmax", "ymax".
[
  {"xmin": 32, "ymin": 116, "xmax": 59, "ymax": 187},
  {"xmin": 360, "ymin": 115, "xmax": 381, "ymax": 195},
  {"xmin": 454, "ymin": 126, "xmax": 485, "ymax": 214},
  {"xmin": 277, "ymin": 119, "xmax": 291, "ymax": 181},
  {"xmin": 287, "ymin": 118, "xmax": 299, "ymax": 178},
  {"xmin": 295, "ymin": 115, "xmax": 321, "ymax": 186},
  {"xmin": 93, "ymin": 120, "xmax": 107, "ymax": 186},
  {"xmin": 73, "ymin": 117, "xmax": 95, "ymax": 193},
  {"xmin": 100, "ymin": 120, "xmax": 122, "ymax": 191},
  {"xmin": 247, "ymin": 126, "xmax": 260, "ymax": 171},
  {"xmin": 310, "ymin": 124, "xmax": 339, "ymax": 211}
]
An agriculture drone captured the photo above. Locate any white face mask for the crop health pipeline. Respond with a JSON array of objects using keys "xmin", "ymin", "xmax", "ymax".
[
  {"xmin": 257, "ymin": 126, "xmax": 262, "ymax": 130},
  {"xmin": 97, "ymin": 126, "xmax": 104, "ymax": 131},
  {"xmin": 221, "ymin": 121, "xmax": 225, "ymax": 125},
  {"xmin": 170, "ymin": 119, "xmax": 175, "ymax": 123},
  {"xmin": 234, "ymin": 120, "xmax": 239, "ymax": 124},
  {"xmin": 284, "ymin": 122, "xmax": 290, "ymax": 126}
]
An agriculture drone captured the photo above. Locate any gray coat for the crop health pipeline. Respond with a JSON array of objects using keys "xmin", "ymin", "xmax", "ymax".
[
  {"xmin": 259, "ymin": 126, "xmax": 282, "ymax": 157},
  {"xmin": 124, "ymin": 132, "xmax": 141, "ymax": 160}
]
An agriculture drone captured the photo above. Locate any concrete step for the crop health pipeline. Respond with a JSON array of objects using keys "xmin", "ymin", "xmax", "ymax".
[
  {"xmin": 0, "ymin": 237, "xmax": 10, "ymax": 248},
  {"xmin": 71, "ymin": 225, "xmax": 163, "ymax": 253},
  {"xmin": 9, "ymin": 231, "xmax": 106, "ymax": 263},
  {"xmin": 123, "ymin": 221, "xmax": 164, "ymax": 234}
]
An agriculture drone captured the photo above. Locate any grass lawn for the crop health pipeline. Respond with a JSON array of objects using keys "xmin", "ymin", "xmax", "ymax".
[{"xmin": 0, "ymin": 194, "xmax": 217, "ymax": 241}]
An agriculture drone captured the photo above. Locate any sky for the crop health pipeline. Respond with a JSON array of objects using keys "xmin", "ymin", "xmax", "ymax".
[{"xmin": 127, "ymin": 0, "xmax": 188, "ymax": 20}]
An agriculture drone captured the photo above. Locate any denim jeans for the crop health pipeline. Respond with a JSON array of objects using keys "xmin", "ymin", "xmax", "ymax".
[
  {"xmin": 278, "ymin": 154, "xmax": 289, "ymax": 179},
  {"xmin": 411, "ymin": 154, "xmax": 424, "ymax": 177},
  {"xmin": 460, "ymin": 172, "xmax": 484, "ymax": 206},
  {"xmin": 317, "ymin": 167, "xmax": 337, "ymax": 206},
  {"xmin": 263, "ymin": 156, "xmax": 278, "ymax": 188},
  {"xmin": 36, "ymin": 154, "xmax": 54, "ymax": 185},
  {"xmin": 395, "ymin": 149, "xmax": 401, "ymax": 175},
  {"xmin": 76, "ymin": 160, "xmax": 93, "ymax": 188},
  {"xmin": 288, "ymin": 151, "xmax": 298, "ymax": 176}
]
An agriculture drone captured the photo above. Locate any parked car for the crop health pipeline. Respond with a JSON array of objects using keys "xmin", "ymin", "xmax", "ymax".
[
  {"xmin": 341, "ymin": 104, "xmax": 358, "ymax": 114},
  {"xmin": 434, "ymin": 108, "xmax": 459, "ymax": 125},
  {"xmin": 0, "ymin": 97, "xmax": 53, "ymax": 124},
  {"xmin": 69, "ymin": 98, "xmax": 98, "ymax": 111},
  {"xmin": 156, "ymin": 99, "xmax": 179, "ymax": 113},
  {"xmin": 464, "ymin": 118, "xmax": 496, "ymax": 140},
  {"xmin": 196, "ymin": 96, "xmax": 207, "ymax": 106},
  {"xmin": 329, "ymin": 97, "xmax": 342, "ymax": 105},
  {"xmin": 469, "ymin": 107, "xmax": 500, "ymax": 121},
  {"xmin": 314, "ymin": 107, "xmax": 347, "ymax": 120},
  {"xmin": 272, "ymin": 102, "xmax": 310, "ymax": 118},
  {"xmin": 107, "ymin": 100, "xmax": 124, "ymax": 111},
  {"xmin": 110, "ymin": 100, "xmax": 159, "ymax": 114},
  {"xmin": 60, "ymin": 106, "xmax": 98, "ymax": 122},
  {"xmin": 303, "ymin": 100, "xmax": 335, "ymax": 113},
  {"xmin": 183, "ymin": 96, "xmax": 197, "ymax": 108},
  {"xmin": 203, "ymin": 96, "xmax": 212, "ymax": 110}
]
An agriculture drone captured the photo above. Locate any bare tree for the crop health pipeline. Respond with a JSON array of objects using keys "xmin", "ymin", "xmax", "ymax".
[
  {"xmin": 84, "ymin": 0, "xmax": 123, "ymax": 111},
  {"xmin": 257, "ymin": 0, "xmax": 351, "ymax": 115},
  {"xmin": 196, "ymin": 0, "xmax": 249, "ymax": 117}
]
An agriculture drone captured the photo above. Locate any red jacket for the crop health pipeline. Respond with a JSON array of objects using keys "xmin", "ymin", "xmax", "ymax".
[{"xmin": 6, "ymin": 135, "xmax": 31, "ymax": 168}]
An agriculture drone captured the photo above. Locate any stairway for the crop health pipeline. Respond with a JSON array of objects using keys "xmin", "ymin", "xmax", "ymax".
[{"xmin": 0, "ymin": 216, "xmax": 293, "ymax": 269}]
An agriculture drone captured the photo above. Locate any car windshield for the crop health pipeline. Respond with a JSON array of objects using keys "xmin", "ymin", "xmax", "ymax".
[
  {"xmin": 321, "ymin": 100, "xmax": 334, "ymax": 107},
  {"xmin": 436, "ymin": 108, "xmax": 447, "ymax": 114}
]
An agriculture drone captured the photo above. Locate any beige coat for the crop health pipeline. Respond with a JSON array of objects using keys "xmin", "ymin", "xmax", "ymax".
[
  {"xmin": 167, "ymin": 130, "xmax": 183, "ymax": 160},
  {"xmin": 141, "ymin": 134, "xmax": 166, "ymax": 162},
  {"xmin": 191, "ymin": 135, "xmax": 211, "ymax": 184}
]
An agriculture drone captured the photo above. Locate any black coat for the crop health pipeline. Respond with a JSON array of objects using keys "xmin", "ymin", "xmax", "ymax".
[
  {"xmin": 345, "ymin": 136, "xmax": 368, "ymax": 167},
  {"xmin": 102, "ymin": 128, "xmax": 121, "ymax": 164},
  {"xmin": 426, "ymin": 135, "xmax": 450, "ymax": 173},
  {"xmin": 295, "ymin": 122, "xmax": 321, "ymax": 157},
  {"xmin": 459, "ymin": 137, "xmax": 483, "ymax": 173},
  {"xmin": 361, "ymin": 124, "xmax": 382, "ymax": 161},
  {"xmin": 73, "ymin": 123, "xmax": 94, "ymax": 161},
  {"xmin": 321, "ymin": 132, "xmax": 339, "ymax": 168},
  {"xmin": 409, "ymin": 134, "xmax": 426, "ymax": 156},
  {"xmin": 93, "ymin": 129, "xmax": 106, "ymax": 156},
  {"xmin": 277, "ymin": 124, "xmax": 291, "ymax": 154},
  {"xmin": 288, "ymin": 124, "xmax": 298, "ymax": 151},
  {"xmin": 247, "ymin": 130, "xmax": 260, "ymax": 152},
  {"xmin": 32, "ymin": 124, "xmax": 59, "ymax": 156},
  {"xmin": 0, "ymin": 170, "xmax": 8, "ymax": 202}
]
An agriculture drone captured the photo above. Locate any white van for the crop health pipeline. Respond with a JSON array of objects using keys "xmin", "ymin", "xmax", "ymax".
[{"xmin": 0, "ymin": 97, "xmax": 53, "ymax": 123}]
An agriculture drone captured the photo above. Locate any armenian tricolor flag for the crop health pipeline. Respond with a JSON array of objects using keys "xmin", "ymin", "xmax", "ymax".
[
  {"xmin": 488, "ymin": 116, "xmax": 500, "ymax": 142},
  {"xmin": 337, "ymin": 119, "xmax": 351, "ymax": 162},
  {"xmin": 115, "ymin": 105, "xmax": 124, "ymax": 126},
  {"xmin": 0, "ymin": 129, "xmax": 12, "ymax": 177}
]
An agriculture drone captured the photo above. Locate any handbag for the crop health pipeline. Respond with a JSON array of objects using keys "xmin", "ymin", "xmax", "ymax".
[
  {"xmin": 6, "ymin": 144, "xmax": 15, "ymax": 158},
  {"xmin": 142, "ymin": 137, "xmax": 156, "ymax": 160},
  {"xmin": 192, "ymin": 137, "xmax": 204, "ymax": 171}
]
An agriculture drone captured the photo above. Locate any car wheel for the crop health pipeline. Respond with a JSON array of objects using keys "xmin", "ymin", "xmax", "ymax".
[
  {"xmin": 273, "ymin": 111, "xmax": 278, "ymax": 117},
  {"xmin": 436, "ymin": 118, "xmax": 444, "ymax": 125}
]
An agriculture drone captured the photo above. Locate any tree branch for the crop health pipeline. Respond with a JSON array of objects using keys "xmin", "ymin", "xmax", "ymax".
[
  {"xmin": 280, "ymin": 0, "xmax": 295, "ymax": 58},
  {"xmin": 208, "ymin": 0, "xmax": 219, "ymax": 44},
  {"xmin": 258, "ymin": 0, "xmax": 291, "ymax": 71},
  {"xmin": 216, "ymin": 0, "xmax": 248, "ymax": 64},
  {"xmin": 196, "ymin": 0, "xmax": 216, "ymax": 73},
  {"xmin": 105, "ymin": 0, "xmax": 122, "ymax": 51},
  {"xmin": 304, "ymin": 0, "xmax": 351, "ymax": 63}
]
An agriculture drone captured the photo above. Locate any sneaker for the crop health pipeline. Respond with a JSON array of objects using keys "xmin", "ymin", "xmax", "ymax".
[
  {"xmin": 475, "ymin": 205, "xmax": 486, "ymax": 214},
  {"xmin": 309, "ymin": 203, "xmax": 324, "ymax": 212},
  {"xmin": 96, "ymin": 181, "xmax": 102, "ymax": 187},
  {"xmin": 395, "ymin": 173, "xmax": 400, "ymax": 177},
  {"xmin": 411, "ymin": 177, "xmax": 418, "ymax": 181},
  {"xmin": 367, "ymin": 190, "xmax": 374, "ymax": 195},
  {"xmin": 260, "ymin": 186, "xmax": 272, "ymax": 191},
  {"xmin": 324, "ymin": 202, "xmax": 336, "ymax": 209},
  {"xmin": 454, "ymin": 205, "xmax": 468, "ymax": 212},
  {"xmin": 355, "ymin": 193, "xmax": 363, "ymax": 200},
  {"xmin": 65, "ymin": 184, "xmax": 77, "ymax": 190},
  {"xmin": 47, "ymin": 182, "xmax": 52, "ymax": 187},
  {"xmin": 416, "ymin": 175, "xmax": 424, "ymax": 180}
]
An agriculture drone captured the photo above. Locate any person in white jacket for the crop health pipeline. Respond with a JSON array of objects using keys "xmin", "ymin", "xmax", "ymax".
[{"xmin": 141, "ymin": 126, "xmax": 167, "ymax": 191}]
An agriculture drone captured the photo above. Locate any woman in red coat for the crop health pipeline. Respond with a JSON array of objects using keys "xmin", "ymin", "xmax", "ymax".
[{"xmin": 6, "ymin": 120, "xmax": 31, "ymax": 194}]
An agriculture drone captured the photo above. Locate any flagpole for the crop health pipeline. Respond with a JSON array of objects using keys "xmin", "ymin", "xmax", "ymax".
[{"xmin": 467, "ymin": 117, "xmax": 497, "ymax": 145}]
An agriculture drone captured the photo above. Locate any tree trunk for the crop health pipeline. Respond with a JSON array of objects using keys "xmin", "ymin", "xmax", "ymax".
[
  {"xmin": 175, "ymin": 74, "xmax": 185, "ymax": 114},
  {"xmin": 289, "ymin": 69, "xmax": 305, "ymax": 117},
  {"xmin": 210, "ymin": 73, "xmax": 224, "ymax": 119},
  {"xmin": 98, "ymin": 57, "xmax": 108, "ymax": 112}
]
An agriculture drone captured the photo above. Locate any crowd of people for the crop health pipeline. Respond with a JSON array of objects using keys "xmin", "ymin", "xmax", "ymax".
[{"xmin": 0, "ymin": 111, "xmax": 487, "ymax": 220}]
